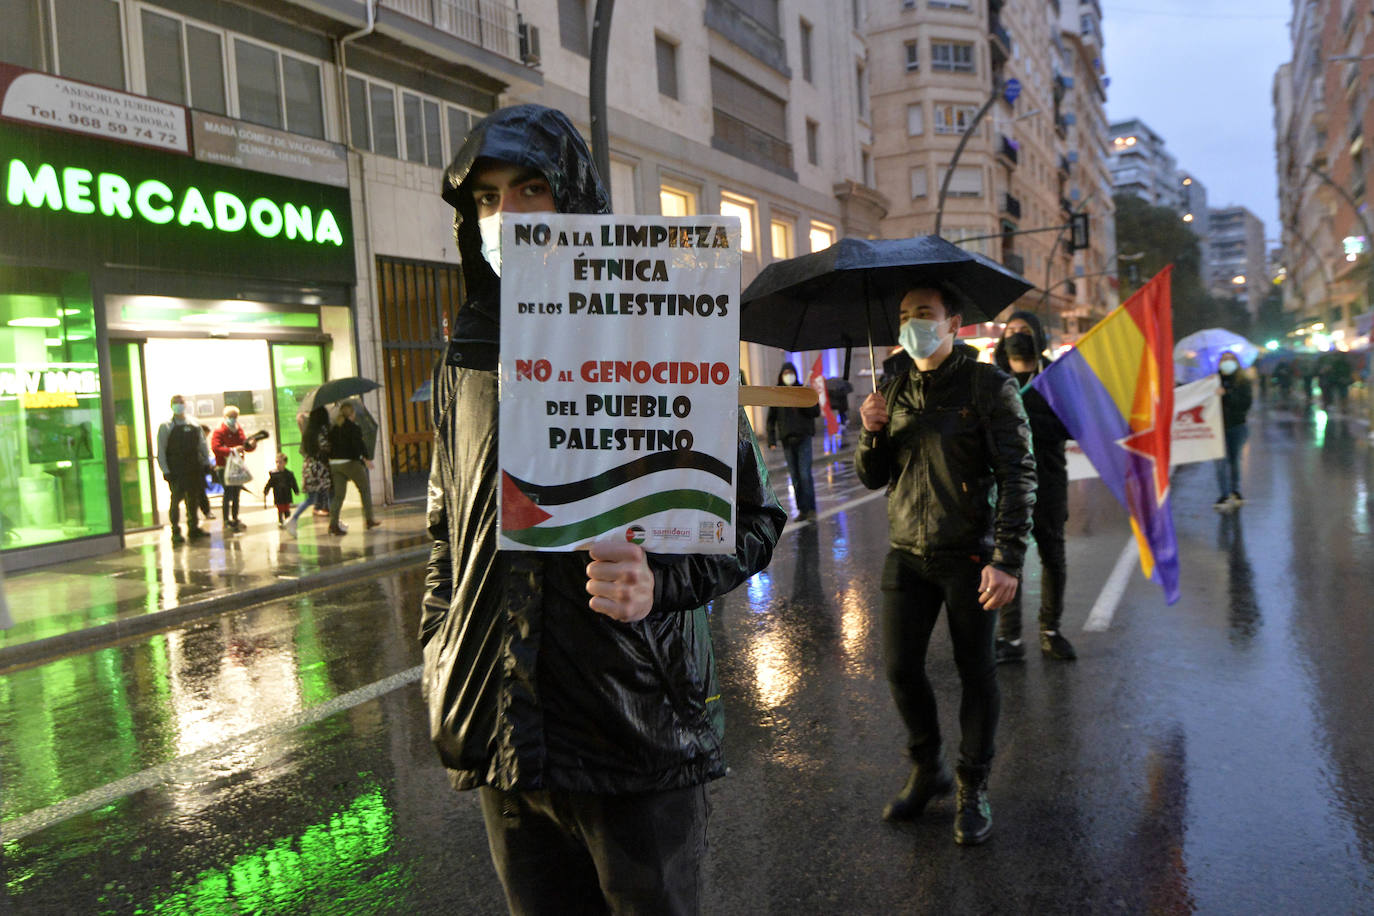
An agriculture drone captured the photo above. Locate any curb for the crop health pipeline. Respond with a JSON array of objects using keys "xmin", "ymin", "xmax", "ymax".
[{"xmin": 0, "ymin": 544, "xmax": 431, "ymax": 673}]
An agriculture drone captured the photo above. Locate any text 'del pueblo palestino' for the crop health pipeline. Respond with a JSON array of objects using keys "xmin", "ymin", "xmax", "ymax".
[{"xmin": 498, "ymin": 215, "xmax": 742, "ymax": 554}]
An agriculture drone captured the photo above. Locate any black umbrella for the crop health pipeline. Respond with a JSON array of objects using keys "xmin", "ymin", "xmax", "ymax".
[
  {"xmin": 301, "ymin": 376, "xmax": 381, "ymax": 412},
  {"xmin": 741, "ymin": 236, "xmax": 1032, "ymax": 389}
]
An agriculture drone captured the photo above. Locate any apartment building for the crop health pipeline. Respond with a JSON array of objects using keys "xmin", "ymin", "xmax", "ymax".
[
  {"xmin": 1178, "ymin": 170, "xmax": 1209, "ymax": 238},
  {"xmin": 1207, "ymin": 206, "xmax": 1267, "ymax": 314},
  {"xmin": 0, "ymin": 0, "xmax": 876, "ymax": 568},
  {"xmin": 868, "ymin": 0, "xmax": 1115, "ymax": 343},
  {"xmin": 1108, "ymin": 117, "xmax": 1182, "ymax": 209},
  {"xmin": 1274, "ymin": 0, "xmax": 1373, "ymax": 347}
]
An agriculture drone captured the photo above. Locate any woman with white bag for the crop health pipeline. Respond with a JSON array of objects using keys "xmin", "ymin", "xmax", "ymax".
[{"xmin": 211, "ymin": 406, "xmax": 258, "ymax": 532}]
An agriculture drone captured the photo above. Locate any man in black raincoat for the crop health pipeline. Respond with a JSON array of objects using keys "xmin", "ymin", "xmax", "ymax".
[
  {"xmin": 423, "ymin": 105, "xmax": 786, "ymax": 915},
  {"xmin": 992, "ymin": 310, "xmax": 1076, "ymax": 662}
]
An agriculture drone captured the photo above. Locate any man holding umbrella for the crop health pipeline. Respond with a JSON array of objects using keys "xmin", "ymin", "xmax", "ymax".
[{"xmin": 856, "ymin": 282, "xmax": 1036, "ymax": 846}]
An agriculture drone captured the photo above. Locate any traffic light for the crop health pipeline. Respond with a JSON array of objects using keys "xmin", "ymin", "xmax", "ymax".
[{"xmin": 1069, "ymin": 213, "xmax": 1090, "ymax": 251}]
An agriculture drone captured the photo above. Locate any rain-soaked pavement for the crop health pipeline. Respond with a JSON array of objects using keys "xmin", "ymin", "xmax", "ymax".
[{"xmin": 2, "ymin": 401, "xmax": 1372, "ymax": 914}]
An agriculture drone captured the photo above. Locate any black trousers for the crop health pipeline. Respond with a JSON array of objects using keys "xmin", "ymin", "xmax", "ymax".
[
  {"xmin": 478, "ymin": 784, "xmax": 709, "ymax": 916},
  {"xmin": 167, "ymin": 481, "xmax": 199, "ymax": 532},
  {"xmin": 999, "ymin": 498, "xmax": 1067, "ymax": 638},
  {"xmin": 880, "ymin": 549, "xmax": 999, "ymax": 767}
]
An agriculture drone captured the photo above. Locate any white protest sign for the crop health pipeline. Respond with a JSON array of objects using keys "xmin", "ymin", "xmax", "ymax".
[
  {"xmin": 498, "ymin": 214, "xmax": 741, "ymax": 553},
  {"xmin": 1067, "ymin": 376, "xmax": 1225, "ymax": 480}
]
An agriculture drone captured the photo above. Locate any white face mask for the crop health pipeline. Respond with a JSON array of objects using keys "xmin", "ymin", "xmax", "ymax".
[
  {"xmin": 477, "ymin": 212, "xmax": 503, "ymax": 277},
  {"xmin": 781, "ymin": 372, "xmax": 797, "ymax": 385},
  {"xmin": 225, "ymin": 417, "xmax": 238, "ymax": 429},
  {"xmin": 899, "ymin": 317, "xmax": 951, "ymax": 360},
  {"xmin": 1219, "ymin": 360, "xmax": 1238, "ymax": 376}
]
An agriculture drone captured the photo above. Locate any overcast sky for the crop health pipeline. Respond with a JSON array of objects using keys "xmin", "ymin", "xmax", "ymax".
[{"xmin": 1101, "ymin": 1, "xmax": 1291, "ymax": 242}]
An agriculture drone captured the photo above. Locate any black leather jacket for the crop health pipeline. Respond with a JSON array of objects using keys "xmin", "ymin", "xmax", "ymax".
[
  {"xmin": 421, "ymin": 105, "xmax": 785, "ymax": 795},
  {"xmin": 855, "ymin": 349, "xmax": 1036, "ymax": 574}
]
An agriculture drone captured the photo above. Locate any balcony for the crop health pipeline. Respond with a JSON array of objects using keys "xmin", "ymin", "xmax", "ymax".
[
  {"xmin": 705, "ymin": 0, "xmax": 789, "ymax": 76},
  {"xmin": 1003, "ymin": 251, "xmax": 1025, "ymax": 275},
  {"xmin": 1058, "ymin": 153, "xmax": 1072, "ymax": 174},
  {"xmin": 711, "ymin": 108, "xmax": 795, "ymax": 179},
  {"xmin": 989, "ymin": 17, "xmax": 1012, "ymax": 68},
  {"xmin": 998, "ymin": 135, "xmax": 1020, "ymax": 167},
  {"xmin": 381, "ymin": 0, "xmax": 521, "ymax": 61},
  {"xmin": 1001, "ymin": 193, "xmax": 1022, "ymax": 219}
]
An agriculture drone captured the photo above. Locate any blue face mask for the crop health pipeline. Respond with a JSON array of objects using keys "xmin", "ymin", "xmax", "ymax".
[
  {"xmin": 899, "ymin": 317, "xmax": 950, "ymax": 360},
  {"xmin": 171, "ymin": 403, "xmax": 185, "ymax": 417}
]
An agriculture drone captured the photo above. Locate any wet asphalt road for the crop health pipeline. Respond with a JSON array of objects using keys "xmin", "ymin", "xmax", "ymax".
[{"xmin": 3, "ymin": 402, "xmax": 1373, "ymax": 914}]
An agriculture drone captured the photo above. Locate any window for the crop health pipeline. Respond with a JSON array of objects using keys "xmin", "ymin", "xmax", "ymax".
[
  {"xmin": 235, "ymin": 40, "xmax": 282, "ymax": 129},
  {"xmin": 862, "ymin": 150, "xmax": 873, "ymax": 186},
  {"xmin": 931, "ymin": 41, "xmax": 975, "ymax": 73},
  {"xmin": 907, "ymin": 104, "xmax": 924, "ymax": 136},
  {"xmin": 800, "ymin": 19, "xmax": 814, "ymax": 83},
  {"xmin": 560, "ymin": 0, "xmax": 590, "ymax": 55},
  {"xmin": 401, "ymin": 93, "xmax": 445, "ymax": 167},
  {"xmin": 609, "ymin": 159, "xmax": 637, "ymax": 214},
  {"xmin": 719, "ymin": 192, "xmax": 757, "ymax": 253},
  {"xmin": 350, "ymin": 75, "xmax": 472, "ymax": 165},
  {"xmin": 660, "ymin": 184, "xmax": 697, "ymax": 216},
  {"xmin": 55, "ymin": 0, "xmax": 125, "ymax": 90},
  {"xmin": 852, "ymin": 0, "xmax": 863, "ymax": 30},
  {"xmin": 856, "ymin": 63, "xmax": 867, "ymax": 117},
  {"xmin": 710, "ymin": 62, "xmax": 791, "ymax": 174},
  {"xmin": 809, "ymin": 221, "xmax": 836, "ymax": 252},
  {"xmin": 367, "ymin": 80, "xmax": 399, "ymax": 156},
  {"xmin": 910, "ymin": 167, "xmax": 928, "ymax": 199},
  {"xmin": 2, "ymin": 0, "xmax": 43, "ymax": 69},
  {"xmin": 806, "ymin": 119, "xmax": 819, "ymax": 166},
  {"xmin": 141, "ymin": 10, "xmax": 186, "ymax": 105},
  {"xmin": 905, "ymin": 41, "xmax": 919, "ymax": 72},
  {"xmin": 447, "ymin": 107, "xmax": 472, "ymax": 159},
  {"xmin": 656, "ymin": 36, "xmax": 679, "ymax": 99},
  {"xmin": 186, "ymin": 26, "xmax": 228, "ymax": 114},
  {"xmin": 233, "ymin": 40, "xmax": 326, "ymax": 139},
  {"xmin": 770, "ymin": 219, "xmax": 794, "ymax": 260},
  {"xmin": 942, "ymin": 165, "xmax": 983, "ymax": 197},
  {"xmin": 933, "ymin": 103, "xmax": 977, "ymax": 134}
]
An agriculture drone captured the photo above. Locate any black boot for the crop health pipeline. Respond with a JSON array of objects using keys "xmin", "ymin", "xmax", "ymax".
[
  {"xmin": 953, "ymin": 765, "xmax": 992, "ymax": 845},
  {"xmin": 883, "ymin": 751, "xmax": 953, "ymax": 821}
]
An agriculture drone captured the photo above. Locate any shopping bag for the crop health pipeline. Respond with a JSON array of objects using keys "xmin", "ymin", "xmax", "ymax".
[{"xmin": 224, "ymin": 451, "xmax": 253, "ymax": 487}]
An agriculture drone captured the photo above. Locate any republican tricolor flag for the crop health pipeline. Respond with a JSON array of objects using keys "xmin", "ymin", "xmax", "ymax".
[{"xmin": 1030, "ymin": 267, "xmax": 1180, "ymax": 604}]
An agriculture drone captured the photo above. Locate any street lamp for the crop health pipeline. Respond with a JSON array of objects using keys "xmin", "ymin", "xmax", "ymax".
[{"xmin": 933, "ymin": 77, "xmax": 1022, "ymax": 236}]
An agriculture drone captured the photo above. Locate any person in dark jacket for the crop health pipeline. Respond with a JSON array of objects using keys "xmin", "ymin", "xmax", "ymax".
[
  {"xmin": 992, "ymin": 310, "xmax": 1076, "ymax": 662},
  {"xmin": 766, "ymin": 362, "xmax": 821, "ymax": 521},
  {"xmin": 424, "ymin": 104, "xmax": 786, "ymax": 914},
  {"xmin": 157, "ymin": 394, "xmax": 214, "ymax": 544},
  {"xmin": 284, "ymin": 407, "xmax": 332, "ymax": 538},
  {"xmin": 1213, "ymin": 350, "xmax": 1253, "ymax": 510},
  {"xmin": 262, "ymin": 452, "xmax": 300, "ymax": 524},
  {"xmin": 326, "ymin": 401, "xmax": 378, "ymax": 535},
  {"xmin": 857, "ymin": 283, "xmax": 1036, "ymax": 846}
]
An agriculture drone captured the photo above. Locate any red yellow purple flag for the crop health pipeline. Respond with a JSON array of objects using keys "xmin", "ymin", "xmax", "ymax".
[{"xmin": 1030, "ymin": 267, "xmax": 1180, "ymax": 604}]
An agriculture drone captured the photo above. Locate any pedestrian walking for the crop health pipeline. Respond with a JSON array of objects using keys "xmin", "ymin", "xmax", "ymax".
[
  {"xmin": 857, "ymin": 283, "xmax": 1036, "ymax": 845},
  {"xmin": 992, "ymin": 311, "xmax": 1076, "ymax": 662},
  {"xmin": 262, "ymin": 453, "xmax": 300, "ymax": 525},
  {"xmin": 767, "ymin": 362, "xmax": 821, "ymax": 522},
  {"xmin": 422, "ymin": 103, "xmax": 785, "ymax": 915},
  {"xmin": 284, "ymin": 407, "xmax": 332, "ymax": 538},
  {"xmin": 326, "ymin": 402, "xmax": 377, "ymax": 535},
  {"xmin": 210, "ymin": 406, "xmax": 256, "ymax": 532},
  {"xmin": 197, "ymin": 425, "xmax": 215, "ymax": 520},
  {"xmin": 1213, "ymin": 350, "xmax": 1253, "ymax": 511},
  {"xmin": 156, "ymin": 394, "xmax": 214, "ymax": 544}
]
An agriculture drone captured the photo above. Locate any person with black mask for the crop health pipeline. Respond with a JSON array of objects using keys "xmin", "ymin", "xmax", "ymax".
[
  {"xmin": 767, "ymin": 362, "xmax": 821, "ymax": 522},
  {"xmin": 1213, "ymin": 350, "xmax": 1253, "ymax": 511},
  {"xmin": 423, "ymin": 104, "xmax": 785, "ymax": 915},
  {"xmin": 993, "ymin": 310, "xmax": 1076, "ymax": 662}
]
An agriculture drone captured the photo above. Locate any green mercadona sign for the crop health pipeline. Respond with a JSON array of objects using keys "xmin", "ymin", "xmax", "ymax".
[{"xmin": 0, "ymin": 120, "xmax": 355, "ymax": 284}]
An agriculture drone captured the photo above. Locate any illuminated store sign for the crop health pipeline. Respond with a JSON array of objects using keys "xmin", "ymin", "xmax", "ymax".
[
  {"xmin": 0, "ymin": 362, "xmax": 99, "ymax": 408},
  {"xmin": 5, "ymin": 158, "xmax": 344, "ymax": 245},
  {"xmin": 0, "ymin": 121, "xmax": 355, "ymax": 284}
]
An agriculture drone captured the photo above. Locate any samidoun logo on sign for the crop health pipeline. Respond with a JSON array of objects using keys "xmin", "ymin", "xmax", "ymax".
[{"xmin": 3, "ymin": 157, "xmax": 344, "ymax": 246}]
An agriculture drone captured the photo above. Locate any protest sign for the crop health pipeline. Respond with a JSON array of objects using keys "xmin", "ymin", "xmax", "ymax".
[
  {"xmin": 498, "ymin": 214, "xmax": 741, "ymax": 553},
  {"xmin": 1066, "ymin": 376, "xmax": 1224, "ymax": 480}
]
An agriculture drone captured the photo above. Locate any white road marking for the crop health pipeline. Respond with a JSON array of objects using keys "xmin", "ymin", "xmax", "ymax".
[
  {"xmin": 2, "ymin": 665, "xmax": 424, "ymax": 844},
  {"xmin": 779, "ymin": 488, "xmax": 887, "ymax": 534},
  {"xmin": 1083, "ymin": 537, "xmax": 1139, "ymax": 632}
]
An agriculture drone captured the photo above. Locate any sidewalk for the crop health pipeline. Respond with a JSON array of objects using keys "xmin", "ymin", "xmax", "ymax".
[
  {"xmin": 0, "ymin": 430, "xmax": 857, "ymax": 673},
  {"xmin": 0, "ymin": 500, "xmax": 431, "ymax": 671}
]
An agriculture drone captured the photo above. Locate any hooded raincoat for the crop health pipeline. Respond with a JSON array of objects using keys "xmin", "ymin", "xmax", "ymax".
[{"xmin": 422, "ymin": 105, "xmax": 786, "ymax": 795}]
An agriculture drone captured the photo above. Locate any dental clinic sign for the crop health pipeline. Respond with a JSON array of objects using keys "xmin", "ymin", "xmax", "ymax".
[{"xmin": 0, "ymin": 118, "xmax": 354, "ymax": 283}]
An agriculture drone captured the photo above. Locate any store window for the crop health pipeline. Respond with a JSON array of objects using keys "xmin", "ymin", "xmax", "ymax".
[{"xmin": 0, "ymin": 269, "xmax": 113, "ymax": 551}]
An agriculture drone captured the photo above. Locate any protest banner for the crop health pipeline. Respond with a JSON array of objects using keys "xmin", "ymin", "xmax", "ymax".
[
  {"xmin": 498, "ymin": 214, "xmax": 741, "ymax": 553},
  {"xmin": 1066, "ymin": 376, "xmax": 1224, "ymax": 481}
]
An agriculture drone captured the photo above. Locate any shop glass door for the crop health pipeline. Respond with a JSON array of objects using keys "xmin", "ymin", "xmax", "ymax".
[
  {"xmin": 110, "ymin": 341, "xmax": 156, "ymax": 530},
  {"xmin": 271, "ymin": 343, "xmax": 326, "ymax": 457}
]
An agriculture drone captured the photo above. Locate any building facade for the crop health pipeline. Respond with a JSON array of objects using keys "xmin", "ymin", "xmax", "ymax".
[
  {"xmin": 0, "ymin": 0, "xmax": 883, "ymax": 568},
  {"xmin": 1108, "ymin": 117, "xmax": 1182, "ymax": 209},
  {"xmin": 867, "ymin": 0, "xmax": 1116, "ymax": 344},
  {"xmin": 1206, "ymin": 206, "xmax": 1267, "ymax": 314},
  {"xmin": 1274, "ymin": 0, "xmax": 1374, "ymax": 348},
  {"xmin": 1178, "ymin": 170, "xmax": 1209, "ymax": 238}
]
